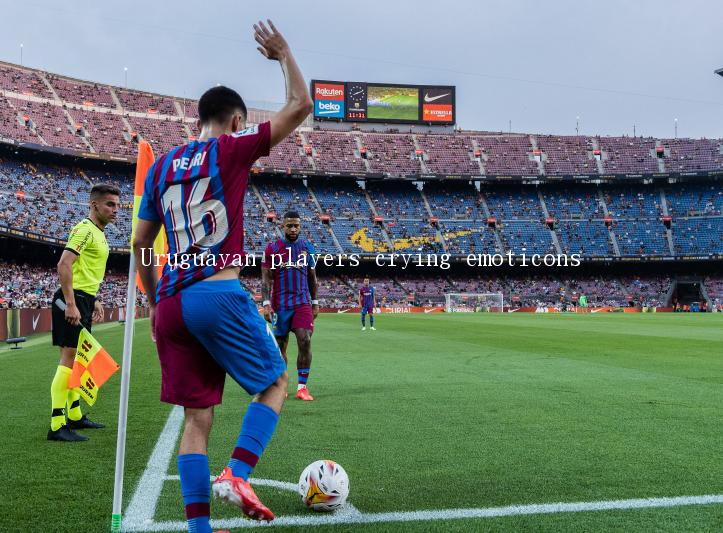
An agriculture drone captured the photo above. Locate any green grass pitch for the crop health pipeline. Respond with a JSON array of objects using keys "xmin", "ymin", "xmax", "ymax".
[
  {"xmin": 367, "ymin": 95, "xmax": 418, "ymax": 121},
  {"xmin": 2, "ymin": 313, "xmax": 722, "ymax": 532}
]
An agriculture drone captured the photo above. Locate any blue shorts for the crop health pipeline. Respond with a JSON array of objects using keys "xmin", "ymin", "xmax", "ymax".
[
  {"xmin": 155, "ymin": 279, "xmax": 285, "ymax": 407},
  {"xmin": 361, "ymin": 305, "xmax": 374, "ymax": 315}
]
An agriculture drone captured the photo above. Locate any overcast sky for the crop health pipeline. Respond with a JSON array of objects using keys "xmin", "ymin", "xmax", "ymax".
[{"xmin": 2, "ymin": 0, "xmax": 723, "ymax": 138}]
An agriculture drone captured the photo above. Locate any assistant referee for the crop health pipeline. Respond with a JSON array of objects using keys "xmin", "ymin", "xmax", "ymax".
[{"xmin": 48, "ymin": 183, "xmax": 120, "ymax": 442}]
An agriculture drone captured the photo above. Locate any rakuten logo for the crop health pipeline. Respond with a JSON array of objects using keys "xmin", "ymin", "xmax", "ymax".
[
  {"xmin": 314, "ymin": 83, "xmax": 345, "ymax": 101},
  {"xmin": 316, "ymin": 87, "xmax": 343, "ymax": 98}
]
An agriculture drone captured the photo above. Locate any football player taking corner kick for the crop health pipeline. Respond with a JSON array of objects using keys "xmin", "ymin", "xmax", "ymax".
[
  {"xmin": 133, "ymin": 20, "xmax": 313, "ymax": 530},
  {"xmin": 261, "ymin": 211, "xmax": 319, "ymax": 401}
]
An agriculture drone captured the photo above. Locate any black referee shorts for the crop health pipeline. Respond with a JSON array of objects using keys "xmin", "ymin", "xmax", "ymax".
[{"xmin": 51, "ymin": 289, "xmax": 95, "ymax": 348}]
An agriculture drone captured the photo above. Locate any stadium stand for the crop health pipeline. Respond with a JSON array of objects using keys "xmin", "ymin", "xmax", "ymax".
[
  {"xmin": 0, "ymin": 259, "xmax": 689, "ymax": 310},
  {"xmin": 1, "ymin": 61, "xmax": 722, "ymax": 314},
  {"xmin": 47, "ymin": 74, "xmax": 116, "ymax": 108}
]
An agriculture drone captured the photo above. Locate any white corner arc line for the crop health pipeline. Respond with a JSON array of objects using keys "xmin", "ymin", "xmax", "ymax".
[
  {"xmin": 124, "ymin": 405, "xmax": 723, "ymax": 532},
  {"xmin": 121, "ymin": 494, "xmax": 723, "ymax": 531},
  {"xmin": 165, "ymin": 474, "xmax": 298, "ymax": 493}
]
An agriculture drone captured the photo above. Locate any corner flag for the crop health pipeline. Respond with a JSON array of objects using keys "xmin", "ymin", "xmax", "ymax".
[
  {"xmin": 112, "ymin": 139, "xmax": 163, "ymax": 532},
  {"xmin": 69, "ymin": 328, "xmax": 119, "ymax": 406},
  {"xmin": 131, "ymin": 140, "xmax": 166, "ymax": 293}
]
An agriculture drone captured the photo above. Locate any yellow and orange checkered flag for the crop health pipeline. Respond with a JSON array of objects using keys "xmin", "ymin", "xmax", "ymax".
[
  {"xmin": 131, "ymin": 140, "xmax": 167, "ymax": 294},
  {"xmin": 69, "ymin": 328, "xmax": 120, "ymax": 406}
]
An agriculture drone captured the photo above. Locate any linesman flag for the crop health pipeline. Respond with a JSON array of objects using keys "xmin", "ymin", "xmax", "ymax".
[
  {"xmin": 69, "ymin": 328, "xmax": 120, "ymax": 406},
  {"xmin": 131, "ymin": 140, "xmax": 167, "ymax": 293}
]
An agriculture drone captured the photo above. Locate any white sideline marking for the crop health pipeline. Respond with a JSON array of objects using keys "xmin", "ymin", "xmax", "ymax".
[
  {"xmin": 125, "ymin": 406, "xmax": 723, "ymax": 532},
  {"xmin": 125, "ymin": 405, "xmax": 184, "ymax": 529}
]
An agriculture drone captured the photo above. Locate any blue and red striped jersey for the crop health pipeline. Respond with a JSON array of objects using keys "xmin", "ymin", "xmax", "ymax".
[
  {"xmin": 137, "ymin": 122, "xmax": 270, "ymax": 301},
  {"xmin": 359, "ymin": 285, "xmax": 375, "ymax": 308},
  {"xmin": 262, "ymin": 238, "xmax": 317, "ymax": 310}
]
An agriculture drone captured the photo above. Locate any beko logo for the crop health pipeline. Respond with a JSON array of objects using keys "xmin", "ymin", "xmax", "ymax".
[{"xmin": 317, "ymin": 102, "xmax": 341, "ymax": 114}]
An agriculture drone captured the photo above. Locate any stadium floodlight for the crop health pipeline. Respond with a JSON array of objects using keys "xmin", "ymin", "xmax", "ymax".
[{"xmin": 445, "ymin": 292, "xmax": 504, "ymax": 313}]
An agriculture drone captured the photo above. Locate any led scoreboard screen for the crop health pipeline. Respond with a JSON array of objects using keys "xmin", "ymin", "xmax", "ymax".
[{"xmin": 312, "ymin": 80, "xmax": 455, "ymax": 125}]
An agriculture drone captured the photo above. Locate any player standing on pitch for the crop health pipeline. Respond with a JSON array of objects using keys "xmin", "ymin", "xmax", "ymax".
[
  {"xmin": 133, "ymin": 20, "xmax": 312, "ymax": 529},
  {"xmin": 48, "ymin": 183, "xmax": 119, "ymax": 442},
  {"xmin": 359, "ymin": 277, "xmax": 376, "ymax": 330},
  {"xmin": 261, "ymin": 211, "xmax": 319, "ymax": 401}
]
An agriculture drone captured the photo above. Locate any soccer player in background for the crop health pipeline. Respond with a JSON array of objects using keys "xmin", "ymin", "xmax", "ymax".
[
  {"xmin": 261, "ymin": 211, "xmax": 319, "ymax": 401},
  {"xmin": 133, "ymin": 20, "xmax": 312, "ymax": 529},
  {"xmin": 48, "ymin": 183, "xmax": 119, "ymax": 442},
  {"xmin": 579, "ymin": 293, "xmax": 588, "ymax": 313},
  {"xmin": 359, "ymin": 277, "xmax": 376, "ymax": 330}
]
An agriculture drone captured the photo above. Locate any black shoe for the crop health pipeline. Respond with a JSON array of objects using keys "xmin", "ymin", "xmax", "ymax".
[
  {"xmin": 67, "ymin": 415, "xmax": 105, "ymax": 430},
  {"xmin": 47, "ymin": 425, "xmax": 89, "ymax": 442}
]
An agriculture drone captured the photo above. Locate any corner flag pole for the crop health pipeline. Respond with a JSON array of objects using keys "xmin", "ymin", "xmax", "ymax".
[
  {"xmin": 111, "ymin": 140, "xmax": 159, "ymax": 532},
  {"xmin": 111, "ymin": 256, "xmax": 137, "ymax": 532}
]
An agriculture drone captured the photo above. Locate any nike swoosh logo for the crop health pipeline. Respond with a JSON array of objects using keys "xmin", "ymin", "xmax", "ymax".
[
  {"xmin": 337, "ymin": 309, "xmax": 350, "ymax": 314},
  {"xmin": 424, "ymin": 308, "xmax": 436, "ymax": 314},
  {"xmin": 424, "ymin": 93, "xmax": 450, "ymax": 103},
  {"xmin": 32, "ymin": 314, "xmax": 40, "ymax": 330}
]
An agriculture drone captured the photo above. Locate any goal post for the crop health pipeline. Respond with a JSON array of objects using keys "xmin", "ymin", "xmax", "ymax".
[{"xmin": 444, "ymin": 292, "xmax": 504, "ymax": 313}]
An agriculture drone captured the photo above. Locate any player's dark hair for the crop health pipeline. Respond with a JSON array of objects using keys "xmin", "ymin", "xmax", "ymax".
[
  {"xmin": 284, "ymin": 210, "xmax": 301, "ymax": 220},
  {"xmin": 90, "ymin": 183, "xmax": 120, "ymax": 199},
  {"xmin": 198, "ymin": 86, "xmax": 247, "ymax": 125}
]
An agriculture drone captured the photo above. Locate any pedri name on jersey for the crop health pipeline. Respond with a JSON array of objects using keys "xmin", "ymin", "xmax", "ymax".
[{"xmin": 172, "ymin": 151, "xmax": 207, "ymax": 172}]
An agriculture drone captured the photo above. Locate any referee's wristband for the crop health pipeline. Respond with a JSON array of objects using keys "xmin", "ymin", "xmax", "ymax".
[
  {"xmin": 311, "ymin": 300, "xmax": 319, "ymax": 305},
  {"xmin": 262, "ymin": 300, "xmax": 271, "ymax": 307}
]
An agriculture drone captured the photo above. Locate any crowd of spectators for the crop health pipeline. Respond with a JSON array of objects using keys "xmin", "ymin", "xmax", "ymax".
[
  {"xmin": 0, "ymin": 258, "xmax": 688, "ymax": 310},
  {"xmin": 1, "ymin": 153, "xmax": 722, "ymax": 256}
]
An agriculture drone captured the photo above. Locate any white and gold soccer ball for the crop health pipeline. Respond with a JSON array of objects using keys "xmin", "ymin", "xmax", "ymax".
[{"xmin": 298, "ymin": 460, "xmax": 350, "ymax": 511}]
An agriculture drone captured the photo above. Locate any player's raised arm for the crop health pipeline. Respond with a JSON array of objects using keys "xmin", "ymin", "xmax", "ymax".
[{"xmin": 254, "ymin": 20, "xmax": 313, "ymax": 147}]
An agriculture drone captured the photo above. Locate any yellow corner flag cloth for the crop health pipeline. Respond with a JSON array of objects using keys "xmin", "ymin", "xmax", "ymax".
[
  {"xmin": 131, "ymin": 139, "xmax": 167, "ymax": 294},
  {"xmin": 69, "ymin": 329, "xmax": 120, "ymax": 406}
]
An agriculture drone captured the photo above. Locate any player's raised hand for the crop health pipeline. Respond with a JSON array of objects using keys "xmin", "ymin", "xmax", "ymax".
[{"xmin": 254, "ymin": 20, "xmax": 289, "ymax": 61}]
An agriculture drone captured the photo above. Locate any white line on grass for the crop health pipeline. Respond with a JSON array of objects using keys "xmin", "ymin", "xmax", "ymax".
[
  {"xmin": 125, "ymin": 405, "xmax": 723, "ymax": 532},
  {"xmin": 122, "ymin": 494, "xmax": 723, "ymax": 531},
  {"xmin": 165, "ymin": 474, "xmax": 298, "ymax": 493},
  {"xmin": 125, "ymin": 405, "xmax": 184, "ymax": 529}
]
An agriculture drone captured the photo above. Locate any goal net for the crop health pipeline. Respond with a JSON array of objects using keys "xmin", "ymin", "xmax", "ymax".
[{"xmin": 444, "ymin": 293, "xmax": 504, "ymax": 313}]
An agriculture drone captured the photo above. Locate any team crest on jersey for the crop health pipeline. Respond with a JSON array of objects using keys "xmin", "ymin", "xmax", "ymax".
[{"xmin": 231, "ymin": 125, "xmax": 259, "ymax": 138}]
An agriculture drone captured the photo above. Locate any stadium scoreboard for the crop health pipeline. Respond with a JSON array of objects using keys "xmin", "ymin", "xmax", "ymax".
[{"xmin": 311, "ymin": 80, "xmax": 455, "ymax": 125}]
